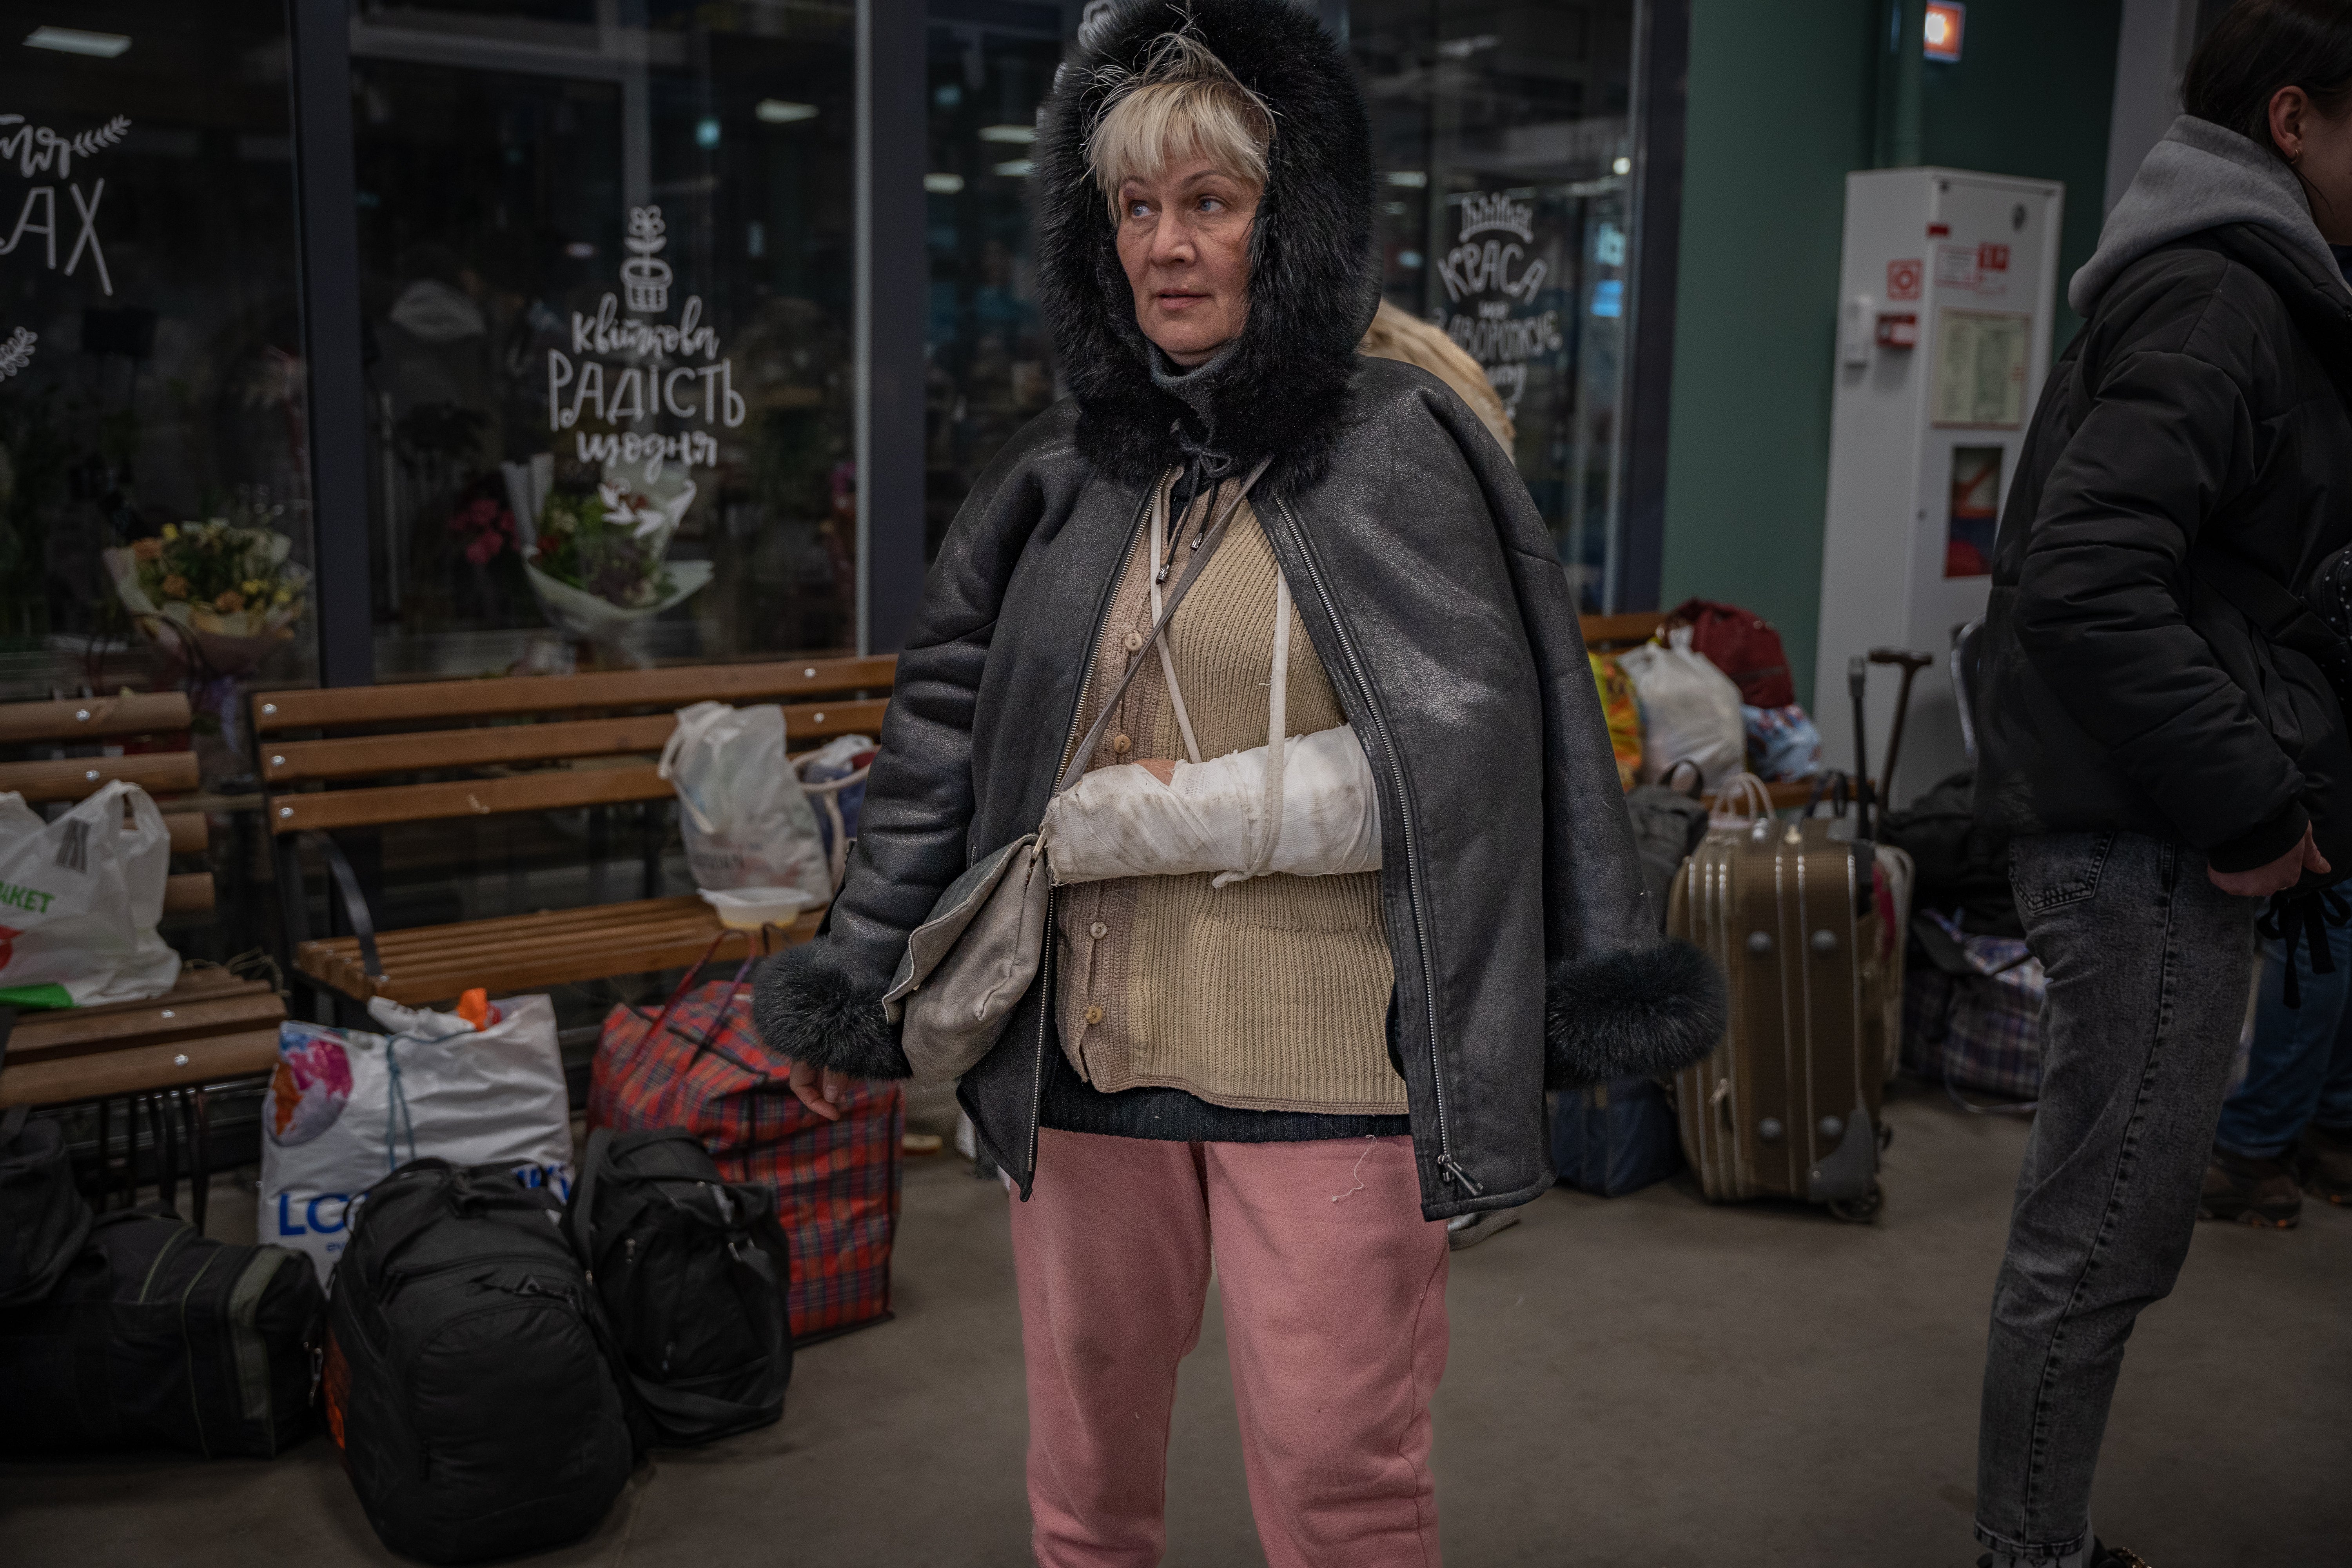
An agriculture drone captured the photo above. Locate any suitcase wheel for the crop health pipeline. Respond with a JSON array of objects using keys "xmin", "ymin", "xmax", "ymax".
[{"xmin": 1825, "ymin": 1180, "xmax": 1883, "ymax": 1225}]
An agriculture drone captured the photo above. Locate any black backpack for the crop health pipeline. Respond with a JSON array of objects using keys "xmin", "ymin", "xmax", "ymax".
[
  {"xmin": 0, "ymin": 1209, "xmax": 321, "ymax": 1456},
  {"xmin": 1880, "ymin": 769, "xmax": 2020, "ymax": 938},
  {"xmin": 327, "ymin": 1160, "xmax": 635, "ymax": 1566},
  {"xmin": 566, "ymin": 1127, "xmax": 794, "ymax": 1445},
  {"xmin": 0, "ymin": 1019, "xmax": 93, "ymax": 1307}
]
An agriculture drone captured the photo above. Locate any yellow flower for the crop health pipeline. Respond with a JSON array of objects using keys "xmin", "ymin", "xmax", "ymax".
[
  {"xmin": 161, "ymin": 523, "xmax": 178, "ymax": 541},
  {"xmin": 243, "ymin": 579, "xmax": 263, "ymax": 595},
  {"xmin": 272, "ymin": 587, "xmax": 293, "ymax": 606}
]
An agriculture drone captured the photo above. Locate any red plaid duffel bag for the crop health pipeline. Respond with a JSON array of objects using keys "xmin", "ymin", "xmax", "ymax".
[{"xmin": 589, "ymin": 962, "xmax": 902, "ymax": 1343}]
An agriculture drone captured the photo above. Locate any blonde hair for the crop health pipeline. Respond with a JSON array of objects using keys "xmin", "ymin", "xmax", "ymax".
[{"xmin": 1085, "ymin": 29, "xmax": 1275, "ymax": 216}]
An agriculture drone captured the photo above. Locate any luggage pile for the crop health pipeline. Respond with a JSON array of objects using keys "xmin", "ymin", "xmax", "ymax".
[
  {"xmin": 1595, "ymin": 600, "xmax": 1826, "ymax": 790},
  {"xmin": 0, "ymin": 1025, "xmax": 325, "ymax": 1459}
]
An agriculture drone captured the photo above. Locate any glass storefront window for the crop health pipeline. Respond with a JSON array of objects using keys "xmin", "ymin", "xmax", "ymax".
[
  {"xmin": 350, "ymin": 0, "xmax": 858, "ymax": 679},
  {"xmin": 0, "ymin": 2, "xmax": 317, "ymax": 770},
  {"xmin": 1352, "ymin": 0, "xmax": 1637, "ymax": 608},
  {"xmin": 924, "ymin": 1, "xmax": 1065, "ymax": 561}
]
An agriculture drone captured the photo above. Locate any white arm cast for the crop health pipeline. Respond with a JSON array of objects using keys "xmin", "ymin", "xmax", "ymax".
[{"xmin": 1042, "ymin": 724, "xmax": 1383, "ymax": 886}]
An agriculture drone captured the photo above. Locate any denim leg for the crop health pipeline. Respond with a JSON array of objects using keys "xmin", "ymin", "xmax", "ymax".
[
  {"xmin": 2314, "ymin": 985, "xmax": 2352, "ymax": 1132},
  {"xmin": 1974, "ymin": 832, "xmax": 2257, "ymax": 1559},
  {"xmin": 2214, "ymin": 920, "xmax": 2352, "ymax": 1159}
]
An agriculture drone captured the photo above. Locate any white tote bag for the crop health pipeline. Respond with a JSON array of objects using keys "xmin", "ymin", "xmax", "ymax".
[
  {"xmin": 657, "ymin": 701, "xmax": 832, "ymax": 897},
  {"xmin": 0, "ymin": 781, "xmax": 180, "ymax": 1006},
  {"xmin": 258, "ymin": 993, "xmax": 575, "ymax": 1283},
  {"xmin": 1619, "ymin": 627, "xmax": 1748, "ymax": 790}
]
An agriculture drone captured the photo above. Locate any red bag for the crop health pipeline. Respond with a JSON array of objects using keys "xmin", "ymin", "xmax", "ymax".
[
  {"xmin": 1670, "ymin": 598, "xmax": 1796, "ymax": 709},
  {"xmin": 589, "ymin": 962, "xmax": 902, "ymax": 1344}
]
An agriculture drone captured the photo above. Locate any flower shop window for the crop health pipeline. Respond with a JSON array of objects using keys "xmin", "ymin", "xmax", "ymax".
[
  {"xmin": 1350, "ymin": 0, "xmax": 1639, "ymax": 610},
  {"xmin": 922, "ymin": 1, "xmax": 1064, "ymax": 562},
  {"xmin": 349, "ymin": 0, "xmax": 858, "ymax": 680},
  {"xmin": 0, "ymin": 3, "xmax": 317, "ymax": 779}
]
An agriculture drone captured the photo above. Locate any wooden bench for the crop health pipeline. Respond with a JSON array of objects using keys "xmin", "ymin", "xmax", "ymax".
[
  {"xmin": 254, "ymin": 656, "xmax": 896, "ymax": 1008},
  {"xmin": 0, "ymin": 691, "xmax": 290, "ymax": 1229}
]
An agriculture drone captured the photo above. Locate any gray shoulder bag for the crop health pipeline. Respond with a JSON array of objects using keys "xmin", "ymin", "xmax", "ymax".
[{"xmin": 880, "ymin": 456, "xmax": 1271, "ymax": 1086}]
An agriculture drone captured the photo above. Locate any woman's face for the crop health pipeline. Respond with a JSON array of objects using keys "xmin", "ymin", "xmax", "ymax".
[
  {"xmin": 2271, "ymin": 85, "xmax": 2352, "ymax": 243},
  {"xmin": 1115, "ymin": 156, "xmax": 1259, "ymax": 367}
]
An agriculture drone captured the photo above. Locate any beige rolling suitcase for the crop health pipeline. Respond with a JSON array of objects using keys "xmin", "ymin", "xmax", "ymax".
[{"xmin": 1668, "ymin": 805, "xmax": 1889, "ymax": 1220}]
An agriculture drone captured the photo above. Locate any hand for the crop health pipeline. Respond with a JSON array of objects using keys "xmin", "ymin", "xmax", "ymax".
[
  {"xmin": 1134, "ymin": 757, "xmax": 1178, "ymax": 784},
  {"xmin": 786, "ymin": 1057, "xmax": 851, "ymax": 1122},
  {"xmin": 2208, "ymin": 824, "xmax": 2331, "ymax": 897}
]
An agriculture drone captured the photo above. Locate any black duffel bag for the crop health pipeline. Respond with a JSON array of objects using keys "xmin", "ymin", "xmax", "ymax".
[
  {"xmin": 326, "ymin": 1159, "xmax": 635, "ymax": 1566},
  {"xmin": 0, "ymin": 1016, "xmax": 93, "ymax": 1306},
  {"xmin": 566, "ymin": 1127, "xmax": 794, "ymax": 1445},
  {"xmin": 0, "ymin": 1209, "xmax": 321, "ymax": 1456}
]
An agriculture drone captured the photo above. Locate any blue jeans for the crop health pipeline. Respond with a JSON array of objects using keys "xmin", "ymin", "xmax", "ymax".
[
  {"xmin": 2214, "ymin": 918, "xmax": 2352, "ymax": 1159},
  {"xmin": 1976, "ymin": 833, "xmax": 2258, "ymax": 1561}
]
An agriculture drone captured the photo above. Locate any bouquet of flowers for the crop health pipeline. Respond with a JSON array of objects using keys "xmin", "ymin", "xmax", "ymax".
[
  {"xmin": 103, "ymin": 519, "xmax": 310, "ymax": 677},
  {"xmin": 521, "ymin": 475, "xmax": 710, "ymax": 641}
]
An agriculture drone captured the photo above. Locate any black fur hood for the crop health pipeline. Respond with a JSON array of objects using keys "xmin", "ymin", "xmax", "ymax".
[{"xmin": 1033, "ymin": 0, "xmax": 1378, "ymax": 496}]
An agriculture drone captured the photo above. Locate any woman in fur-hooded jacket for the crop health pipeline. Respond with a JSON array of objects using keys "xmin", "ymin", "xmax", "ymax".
[{"xmin": 757, "ymin": 4, "xmax": 1720, "ymax": 1557}]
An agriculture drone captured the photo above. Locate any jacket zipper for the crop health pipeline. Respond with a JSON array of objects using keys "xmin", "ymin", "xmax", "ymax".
[
  {"xmin": 1027, "ymin": 481, "xmax": 1159, "ymax": 1180},
  {"xmin": 1272, "ymin": 495, "xmax": 1480, "ymax": 1195}
]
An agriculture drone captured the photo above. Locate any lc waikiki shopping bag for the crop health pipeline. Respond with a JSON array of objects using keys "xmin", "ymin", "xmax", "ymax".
[
  {"xmin": 260, "ymin": 992, "xmax": 575, "ymax": 1281},
  {"xmin": 0, "ymin": 781, "xmax": 180, "ymax": 1007},
  {"xmin": 590, "ymin": 961, "xmax": 901, "ymax": 1343}
]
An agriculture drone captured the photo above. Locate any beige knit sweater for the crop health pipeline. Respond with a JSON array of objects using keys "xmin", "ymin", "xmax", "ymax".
[{"xmin": 1054, "ymin": 476, "xmax": 1405, "ymax": 1115}]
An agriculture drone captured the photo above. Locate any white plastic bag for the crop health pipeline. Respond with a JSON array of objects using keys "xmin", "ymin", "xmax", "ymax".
[
  {"xmin": 1619, "ymin": 628, "xmax": 1748, "ymax": 789},
  {"xmin": 0, "ymin": 781, "xmax": 180, "ymax": 1006},
  {"xmin": 258, "ymin": 993, "xmax": 575, "ymax": 1283},
  {"xmin": 657, "ymin": 701, "xmax": 831, "ymax": 897},
  {"xmin": 1043, "ymin": 725, "xmax": 1383, "ymax": 886}
]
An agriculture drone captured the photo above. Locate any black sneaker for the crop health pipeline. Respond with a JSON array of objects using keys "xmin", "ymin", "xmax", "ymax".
[
  {"xmin": 2298, "ymin": 1123, "xmax": 2352, "ymax": 1205},
  {"xmin": 2199, "ymin": 1145, "xmax": 2301, "ymax": 1228}
]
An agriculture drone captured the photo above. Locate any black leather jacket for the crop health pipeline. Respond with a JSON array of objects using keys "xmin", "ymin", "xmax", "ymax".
[{"xmin": 752, "ymin": 0, "xmax": 1719, "ymax": 1220}]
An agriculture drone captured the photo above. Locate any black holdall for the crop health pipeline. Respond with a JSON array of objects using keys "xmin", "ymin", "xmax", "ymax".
[
  {"xmin": 0, "ymin": 1013, "xmax": 95, "ymax": 1307},
  {"xmin": 0, "ymin": 1209, "xmax": 322, "ymax": 1457},
  {"xmin": 326, "ymin": 1158, "xmax": 635, "ymax": 1567},
  {"xmin": 565, "ymin": 1126, "xmax": 794, "ymax": 1445}
]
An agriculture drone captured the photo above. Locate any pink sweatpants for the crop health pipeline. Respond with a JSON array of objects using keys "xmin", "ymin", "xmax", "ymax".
[{"xmin": 1009, "ymin": 1128, "xmax": 1450, "ymax": 1568}]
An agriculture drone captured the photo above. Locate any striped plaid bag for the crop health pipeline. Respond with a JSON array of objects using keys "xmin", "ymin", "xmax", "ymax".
[
  {"xmin": 1901, "ymin": 911, "xmax": 2043, "ymax": 1104},
  {"xmin": 589, "ymin": 959, "xmax": 902, "ymax": 1343}
]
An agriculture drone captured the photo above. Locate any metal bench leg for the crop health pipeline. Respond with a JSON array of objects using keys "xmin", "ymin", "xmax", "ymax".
[
  {"xmin": 152, "ymin": 1093, "xmax": 178, "ymax": 1217},
  {"xmin": 121, "ymin": 1096, "xmax": 139, "ymax": 1210},
  {"xmin": 190, "ymin": 1089, "xmax": 212, "ymax": 1234},
  {"xmin": 187, "ymin": 1091, "xmax": 210, "ymax": 1234}
]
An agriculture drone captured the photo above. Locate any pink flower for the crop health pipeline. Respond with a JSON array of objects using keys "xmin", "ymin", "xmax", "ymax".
[{"xmin": 447, "ymin": 498, "xmax": 515, "ymax": 565}]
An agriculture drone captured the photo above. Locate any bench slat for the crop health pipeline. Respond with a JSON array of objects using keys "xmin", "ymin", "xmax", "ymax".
[
  {"xmin": 261, "ymin": 698, "xmax": 887, "ymax": 784},
  {"xmin": 10, "ymin": 989, "xmax": 287, "ymax": 1062},
  {"xmin": 252, "ymin": 655, "xmax": 896, "ymax": 733},
  {"xmin": 0, "ymin": 691, "xmax": 192, "ymax": 744},
  {"xmin": 0, "ymin": 1029, "xmax": 283, "ymax": 1109},
  {"xmin": 163, "ymin": 811, "xmax": 208, "ymax": 854},
  {"xmin": 162, "ymin": 873, "xmax": 216, "ymax": 915},
  {"xmin": 271, "ymin": 762, "xmax": 671, "ymax": 833},
  {"xmin": 0, "ymin": 752, "xmax": 201, "ymax": 803},
  {"xmin": 1580, "ymin": 611, "xmax": 1670, "ymax": 648},
  {"xmin": 295, "ymin": 895, "xmax": 815, "ymax": 1005}
]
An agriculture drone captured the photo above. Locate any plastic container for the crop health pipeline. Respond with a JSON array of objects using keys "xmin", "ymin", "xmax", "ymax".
[{"xmin": 698, "ymin": 886, "xmax": 814, "ymax": 931}]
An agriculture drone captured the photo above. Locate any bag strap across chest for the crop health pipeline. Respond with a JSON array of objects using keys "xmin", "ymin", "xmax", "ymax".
[{"xmin": 1055, "ymin": 455, "xmax": 1270, "ymax": 797}]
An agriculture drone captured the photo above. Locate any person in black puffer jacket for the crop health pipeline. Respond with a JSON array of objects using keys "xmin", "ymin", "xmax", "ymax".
[{"xmin": 1968, "ymin": 5, "xmax": 2352, "ymax": 1566}]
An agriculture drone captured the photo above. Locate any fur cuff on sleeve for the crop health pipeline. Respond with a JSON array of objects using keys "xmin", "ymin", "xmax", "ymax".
[
  {"xmin": 751, "ymin": 942, "xmax": 911, "ymax": 1080},
  {"xmin": 1543, "ymin": 940, "xmax": 1726, "ymax": 1089}
]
